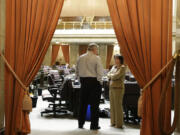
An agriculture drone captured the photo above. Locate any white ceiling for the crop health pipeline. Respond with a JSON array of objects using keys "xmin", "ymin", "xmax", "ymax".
[{"xmin": 60, "ymin": 0, "xmax": 110, "ymax": 17}]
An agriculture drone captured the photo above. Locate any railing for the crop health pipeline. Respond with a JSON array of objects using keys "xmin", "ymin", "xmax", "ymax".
[{"xmin": 56, "ymin": 21, "xmax": 113, "ymax": 30}]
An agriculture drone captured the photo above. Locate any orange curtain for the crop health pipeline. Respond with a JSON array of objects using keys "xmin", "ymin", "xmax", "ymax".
[
  {"xmin": 107, "ymin": 0, "xmax": 172, "ymax": 135},
  {"xmin": 79, "ymin": 45, "xmax": 88, "ymax": 56},
  {"xmin": 51, "ymin": 45, "xmax": 60, "ymax": 66},
  {"xmin": 5, "ymin": 0, "xmax": 64, "ymax": 135},
  {"xmin": 61, "ymin": 45, "xmax": 70, "ymax": 64},
  {"xmin": 106, "ymin": 45, "xmax": 114, "ymax": 69}
]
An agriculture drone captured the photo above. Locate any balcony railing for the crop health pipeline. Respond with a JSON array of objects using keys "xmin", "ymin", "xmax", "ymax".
[{"xmin": 56, "ymin": 21, "xmax": 113, "ymax": 30}]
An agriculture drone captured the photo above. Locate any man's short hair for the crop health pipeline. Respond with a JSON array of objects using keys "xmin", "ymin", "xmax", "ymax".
[{"xmin": 87, "ymin": 43, "xmax": 99, "ymax": 51}]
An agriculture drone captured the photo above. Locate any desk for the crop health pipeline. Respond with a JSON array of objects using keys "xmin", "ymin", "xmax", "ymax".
[
  {"xmin": 102, "ymin": 80, "xmax": 141, "ymax": 124},
  {"xmin": 102, "ymin": 80, "xmax": 109, "ymax": 100},
  {"xmin": 123, "ymin": 81, "xmax": 141, "ymax": 124},
  {"xmin": 61, "ymin": 79, "xmax": 80, "ymax": 117},
  {"xmin": 72, "ymin": 83, "xmax": 81, "ymax": 117}
]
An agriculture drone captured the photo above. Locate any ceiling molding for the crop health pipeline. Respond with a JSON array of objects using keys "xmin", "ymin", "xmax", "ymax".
[{"xmin": 51, "ymin": 37, "xmax": 117, "ymax": 44}]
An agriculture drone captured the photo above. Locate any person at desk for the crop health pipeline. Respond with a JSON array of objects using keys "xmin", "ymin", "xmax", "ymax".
[
  {"xmin": 76, "ymin": 43, "xmax": 103, "ymax": 130},
  {"xmin": 52, "ymin": 61, "xmax": 60, "ymax": 70},
  {"xmin": 107, "ymin": 55, "xmax": 126, "ymax": 128}
]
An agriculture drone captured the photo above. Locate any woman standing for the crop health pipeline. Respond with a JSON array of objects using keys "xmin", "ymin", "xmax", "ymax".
[{"xmin": 107, "ymin": 55, "xmax": 126, "ymax": 128}]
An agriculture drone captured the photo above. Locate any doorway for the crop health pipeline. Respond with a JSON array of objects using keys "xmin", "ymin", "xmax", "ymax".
[{"xmin": 29, "ymin": 1, "xmax": 141, "ymax": 134}]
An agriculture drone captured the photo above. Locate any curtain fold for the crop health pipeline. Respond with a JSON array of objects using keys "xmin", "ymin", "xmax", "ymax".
[
  {"xmin": 5, "ymin": 0, "xmax": 64, "ymax": 135},
  {"xmin": 51, "ymin": 45, "xmax": 60, "ymax": 66},
  {"xmin": 79, "ymin": 45, "xmax": 88, "ymax": 56},
  {"xmin": 106, "ymin": 45, "xmax": 114, "ymax": 69},
  {"xmin": 61, "ymin": 45, "xmax": 70, "ymax": 64},
  {"xmin": 107, "ymin": 0, "xmax": 172, "ymax": 135}
]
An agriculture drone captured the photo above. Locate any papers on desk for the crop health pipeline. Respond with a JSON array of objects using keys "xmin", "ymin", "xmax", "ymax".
[
  {"xmin": 49, "ymin": 70, "xmax": 60, "ymax": 80},
  {"xmin": 64, "ymin": 74, "xmax": 76, "ymax": 80},
  {"xmin": 124, "ymin": 80, "xmax": 138, "ymax": 84},
  {"xmin": 64, "ymin": 69, "xmax": 70, "ymax": 75}
]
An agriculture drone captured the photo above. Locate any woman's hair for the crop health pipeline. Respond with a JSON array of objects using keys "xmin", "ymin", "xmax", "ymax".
[{"xmin": 114, "ymin": 54, "xmax": 124, "ymax": 64}]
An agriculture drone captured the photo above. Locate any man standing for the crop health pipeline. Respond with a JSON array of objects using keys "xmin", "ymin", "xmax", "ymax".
[{"xmin": 76, "ymin": 43, "xmax": 104, "ymax": 130}]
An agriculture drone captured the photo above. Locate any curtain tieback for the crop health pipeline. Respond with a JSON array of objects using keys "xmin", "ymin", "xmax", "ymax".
[
  {"xmin": 0, "ymin": 52, "xmax": 32, "ymax": 112},
  {"xmin": 138, "ymin": 51, "xmax": 179, "ymax": 117},
  {"xmin": 141, "ymin": 52, "xmax": 179, "ymax": 93},
  {"xmin": 138, "ymin": 50, "xmax": 180, "ymax": 135}
]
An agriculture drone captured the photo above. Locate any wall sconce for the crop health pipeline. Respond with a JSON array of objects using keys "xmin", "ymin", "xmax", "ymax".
[{"xmin": 55, "ymin": 41, "xmax": 60, "ymax": 44}]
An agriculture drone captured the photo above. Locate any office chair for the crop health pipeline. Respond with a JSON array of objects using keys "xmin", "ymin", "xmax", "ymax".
[
  {"xmin": 123, "ymin": 82, "xmax": 141, "ymax": 124},
  {"xmin": 41, "ymin": 75, "xmax": 67, "ymax": 117}
]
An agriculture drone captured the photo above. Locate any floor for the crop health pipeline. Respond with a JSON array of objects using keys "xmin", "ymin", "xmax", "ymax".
[{"xmin": 29, "ymin": 96, "xmax": 140, "ymax": 135}]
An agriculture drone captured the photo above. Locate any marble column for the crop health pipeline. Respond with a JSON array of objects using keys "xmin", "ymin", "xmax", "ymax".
[
  {"xmin": 0, "ymin": 0, "xmax": 6, "ymax": 130},
  {"xmin": 69, "ymin": 44, "xmax": 79, "ymax": 67},
  {"xmin": 99, "ymin": 44, "xmax": 107, "ymax": 68},
  {"xmin": 177, "ymin": 0, "xmax": 180, "ymax": 29}
]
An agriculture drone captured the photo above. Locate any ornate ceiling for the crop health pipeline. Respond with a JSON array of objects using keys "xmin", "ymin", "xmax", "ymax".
[{"xmin": 60, "ymin": 0, "xmax": 110, "ymax": 17}]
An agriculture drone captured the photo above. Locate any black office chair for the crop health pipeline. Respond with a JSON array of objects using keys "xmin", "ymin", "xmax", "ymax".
[
  {"xmin": 123, "ymin": 82, "xmax": 141, "ymax": 124},
  {"xmin": 41, "ymin": 75, "xmax": 67, "ymax": 117}
]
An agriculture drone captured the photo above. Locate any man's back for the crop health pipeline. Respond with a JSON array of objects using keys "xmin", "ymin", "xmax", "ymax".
[{"xmin": 76, "ymin": 51, "xmax": 103, "ymax": 82}]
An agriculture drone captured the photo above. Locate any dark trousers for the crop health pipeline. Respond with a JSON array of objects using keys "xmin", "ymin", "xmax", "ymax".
[{"xmin": 78, "ymin": 77, "xmax": 102, "ymax": 128}]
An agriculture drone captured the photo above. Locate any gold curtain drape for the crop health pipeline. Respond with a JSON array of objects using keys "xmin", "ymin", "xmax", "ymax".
[
  {"xmin": 51, "ymin": 45, "xmax": 60, "ymax": 66},
  {"xmin": 107, "ymin": 0, "xmax": 172, "ymax": 135},
  {"xmin": 79, "ymin": 45, "xmax": 88, "ymax": 56},
  {"xmin": 106, "ymin": 45, "xmax": 114, "ymax": 69},
  {"xmin": 61, "ymin": 45, "xmax": 70, "ymax": 64},
  {"xmin": 5, "ymin": 0, "xmax": 64, "ymax": 135}
]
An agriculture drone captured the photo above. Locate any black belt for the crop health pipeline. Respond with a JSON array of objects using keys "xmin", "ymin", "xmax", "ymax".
[{"xmin": 80, "ymin": 77, "xmax": 97, "ymax": 81}]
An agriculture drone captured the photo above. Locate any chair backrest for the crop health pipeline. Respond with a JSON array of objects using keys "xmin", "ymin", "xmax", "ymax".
[
  {"xmin": 40, "ymin": 71, "xmax": 44, "ymax": 87},
  {"xmin": 47, "ymin": 74, "xmax": 55, "ymax": 85},
  {"xmin": 123, "ymin": 82, "xmax": 140, "ymax": 107},
  {"xmin": 61, "ymin": 79, "xmax": 71, "ymax": 100}
]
